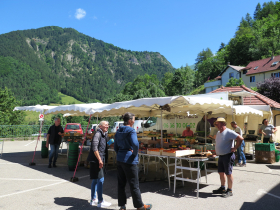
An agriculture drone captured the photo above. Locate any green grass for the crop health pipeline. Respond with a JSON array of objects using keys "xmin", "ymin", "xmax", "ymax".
[
  {"xmin": 50, "ymin": 92, "xmax": 83, "ymax": 106},
  {"xmin": 24, "ymin": 110, "xmax": 53, "ymax": 124},
  {"xmin": 24, "ymin": 92, "xmax": 83, "ymax": 124}
]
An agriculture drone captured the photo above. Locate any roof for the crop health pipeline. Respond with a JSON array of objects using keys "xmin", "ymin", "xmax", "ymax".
[
  {"xmin": 218, "ymin": 65, "xmax": 245, "ymax": 76},
  {"xmin": 209, "ymin": 85, "xmax": 280, "ymax": 109},
  {"xmin": 229, "ymin": 65, "xmax": 245, "ymax": 71},
  {"xmin": 244, "ymin": 55, "xmax": 280, "ymax": 75}
]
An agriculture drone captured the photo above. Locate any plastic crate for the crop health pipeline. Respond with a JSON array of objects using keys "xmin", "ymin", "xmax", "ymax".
[
  {"xmin": 191, "ymin": 144, "xmax": 205, "ymax": 153},
  {"xmin": 275, "ymin": 149, "xmax": 280, "ymax": 162},
  {"xmin": 255, "ymin": 151, "xmax": 275, "ymax": 164},
  {"xmin": 205, "ymin": 144, "xmax": 216, "ymax": 155},
  {"xmin": 255, "ymin": 143, "xmax": 275, "ymax": 151}
]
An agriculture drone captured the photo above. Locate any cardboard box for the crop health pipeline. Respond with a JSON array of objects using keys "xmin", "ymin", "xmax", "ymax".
[
  {"xmin": 162, "ymin": 149, "xmax": 195, "ymax": 157},
  {"xmin": 147, "ymin": 148, "xmax": 163, "ymax": 155},
  {"xmin": 255, "ymin": 151, "xmax": 275, "ymax": 164}
]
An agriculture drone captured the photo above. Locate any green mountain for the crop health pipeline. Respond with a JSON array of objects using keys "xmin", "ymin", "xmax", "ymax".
[{"xmin": 0, "ymin": 26, "xmax": 174, "ymax": 105}]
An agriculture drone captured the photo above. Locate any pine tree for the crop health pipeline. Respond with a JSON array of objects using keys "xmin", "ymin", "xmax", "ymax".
[{"xmin": 254, "ymin": 3, "xmax": 261, "ymax": 20}]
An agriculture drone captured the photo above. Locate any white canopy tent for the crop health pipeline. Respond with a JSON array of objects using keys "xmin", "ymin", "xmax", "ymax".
[
  {"xmin": 14, "ymin": 105, "xmax": 57, "ymax": 114},
  {"xmin": 86, "ymin": 96, "xmax": 233, "ymax": 117},
  {"xmin": 86, "ymin": 96, "xmax": 233, "ymax": 146},
  {"xmin": 45, "ymin": 103, "xmax": 109, "ymax": 116},
  {"xmin": 13, "ymin": 105, "xmax": 57, "ymax": 165},
  {"xmin": 233, "ymin": 105, "xmax": 263, "ymax": 117},
  {"xmin": 45, "ymin": 103, "xmax": 110, "ymax": 123}
]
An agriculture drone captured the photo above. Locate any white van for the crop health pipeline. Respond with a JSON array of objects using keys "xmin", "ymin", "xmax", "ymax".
[
  {"xmin": 110, "ymin": 120, "xmax": 146, "ymax": 133},
  {"xmin": 111, "ymin": 121, "xmax": 124, "ymax": 133},
  {"xmin": 133, "ymin": 120, "xmax": 146, "ymax": 132},
  {"xmin": 87, "ymin": 124, "xmax": 98, "ymax": 134}
]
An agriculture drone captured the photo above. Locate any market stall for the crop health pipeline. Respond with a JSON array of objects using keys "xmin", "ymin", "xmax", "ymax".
[
  {"xmin": 82, "ymin": 96, "xmax": 234, "ymax": 196},
  {"xmin": 45, "ymin": 103, "xmax": 109, "ymax": 180},
  {"xmin": 13, "ymin": 105, "xmax": 57, "ymax": 165}
]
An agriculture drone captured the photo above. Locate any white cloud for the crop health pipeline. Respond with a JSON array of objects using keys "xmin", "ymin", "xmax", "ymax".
[
  {"xmin": 75, "ymin": 8, "xmax": 86, "ymax": 20},
  {"xmin": 93, "ymin": 16, "xmax": 97, "ymax": 20}
]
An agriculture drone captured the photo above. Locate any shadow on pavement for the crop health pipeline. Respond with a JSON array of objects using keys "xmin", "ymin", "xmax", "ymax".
[
  {"xmin": 54, "ymin": 197, "xmax": 112, "ymax": 210},
  {"xmin": 240, "ymin": 182, "xmax": 280, "ymax": 210},
  {"xmin": 266, "ymin": 165, "xmax": 280, "ymax": 170},
  {"xmin": 2, "ymin": 150, "xmax": 214, "ymax": 201}
]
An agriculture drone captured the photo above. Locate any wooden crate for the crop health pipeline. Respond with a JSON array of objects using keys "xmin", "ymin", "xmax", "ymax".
[
  {"xmin": 162, "ymin": 149, "xmax": 195, "ymax": 157},
  {"xmin": 255, "ymin": 151, "xmax": 275, "ymax": 164},
  {"xmin": 147, "ymin": 149, "xmax": 163, "ymax": 155}
]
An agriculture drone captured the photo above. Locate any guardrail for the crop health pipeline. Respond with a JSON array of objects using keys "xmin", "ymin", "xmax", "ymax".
[{"xmin": 0, "ymin": 125, "xmax": 88, "ymax": 138}]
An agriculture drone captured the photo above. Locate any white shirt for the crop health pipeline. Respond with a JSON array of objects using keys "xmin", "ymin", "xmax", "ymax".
[
  {"xmin": 233, "ymin": 126, "xmax": 242, "ymax": 136},
  {"xmin": 215, "ymin": 128, "xmax": 239, "ymax": 156}
]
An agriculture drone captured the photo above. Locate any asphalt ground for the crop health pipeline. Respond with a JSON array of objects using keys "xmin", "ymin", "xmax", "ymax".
[{"xmin": 0, "ymin": 140, "xmax": 280, "ymax": 210}]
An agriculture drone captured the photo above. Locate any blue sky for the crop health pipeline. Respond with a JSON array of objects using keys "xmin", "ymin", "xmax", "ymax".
[{"xmin": 0, "ymin": 0, "xmax": 271, "ymax": 68}]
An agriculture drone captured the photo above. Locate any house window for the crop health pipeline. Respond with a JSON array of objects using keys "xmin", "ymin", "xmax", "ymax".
[
  {"xmin": 250, "ymin": 76, "xmax": 255, "ymax": 82},
  {"xmin": 271, "ymin": 72, "xmax": 280, "ymax": 77},
  {"xmin": 229, "ymin": 72, "xmax": 234, "ymax": 78},
  {"xmin": 271, "ymin": 61, "xmax": 279, "ymax": 66},
  {"xmin": 243, "ymin": 70, "xmax": 247, "ymax": 74},
  {"xmin": 254, "ymin": 66, "xmax": 258, "ymax": 70}
]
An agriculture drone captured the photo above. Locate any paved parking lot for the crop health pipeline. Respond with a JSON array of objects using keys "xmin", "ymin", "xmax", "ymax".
[{"xmin": 0, "ymin": 140, "xmax": 280, "ymax": 210}]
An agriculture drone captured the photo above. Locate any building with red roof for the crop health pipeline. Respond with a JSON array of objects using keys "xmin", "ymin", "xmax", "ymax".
[
  {"xmin": 209, "ymin": 85, "xmax": 280, "ymax": 142},
  {"xmin": 240, "ymin": 55, "xmax": 280, "ymax": 88}
]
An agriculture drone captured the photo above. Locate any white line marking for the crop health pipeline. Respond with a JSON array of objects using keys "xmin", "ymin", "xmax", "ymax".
[
  {"xmin": 0, "ymin": 163, "xmax": 18, "ymax": 165},
  {"xmin": 0, "ymin": 178, "xmax": 64, "ymax": 182},
  {"xmin": 0, "ymin": 181, "xmax": 67, "ymax": 199},
  {"xmin": 257, "ymin": 189, "xmax": 280, "ymax": 199},
  {"xmin": 24, "ymin": 140, "xmax": 35, "ymax": 146},
  {"xmin": 77, "ymin": 168, "xmax": 116, "ymax": 179},
  {"xmin": 78, "ymin": 175, "xmax": 90, "ymax": 179}
]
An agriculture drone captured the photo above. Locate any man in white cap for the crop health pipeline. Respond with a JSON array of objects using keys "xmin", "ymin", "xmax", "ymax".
[{"xmin": 212, "ymin": 117, "xmax": 244, "ymax": 198}]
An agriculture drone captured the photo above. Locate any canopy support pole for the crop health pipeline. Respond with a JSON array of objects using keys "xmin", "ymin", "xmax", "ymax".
[
  {"xmin": 97, "ymin": 114, "xmax": 98, "ymax": 124},
  {"xmin": 70, "ymin": 114, "xmax": 92, "ymax": 182},
  {"xmin": 175, "ymin": 115, "xmax": 177, "ymax": 135},
  {"xmin": 161, "ymin": 110, "xmax": 163, "ymax": 148},
  {"xmin": 205, "ymin": 113, "xmax": 207, "ymax": 144},
  {"xmin": 29, "ymin": 118, "xmax": 43, "ymax": 166}
]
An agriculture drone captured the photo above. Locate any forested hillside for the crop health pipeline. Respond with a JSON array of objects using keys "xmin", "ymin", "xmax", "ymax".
[{"xmin": 0, "ymin": 26, "xmax": 174, "ymax": 105}]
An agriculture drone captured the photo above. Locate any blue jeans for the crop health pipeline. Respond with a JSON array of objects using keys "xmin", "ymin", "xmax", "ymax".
[
  {"xmin": 49, "ymin": 144, "xmax": 60, "ymax": 165},
  {"xmin": 91, "ymin": 177, "xmax": 104, "ymax": 202},
  {"xmin": 237, "ymin": 141, "xmax": 246, "ymax": 164}
]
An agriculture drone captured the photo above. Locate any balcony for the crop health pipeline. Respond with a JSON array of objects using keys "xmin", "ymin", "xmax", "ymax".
[{"xmin": 204, "ymin": 80, "xmax": 222, "ymax": 88}]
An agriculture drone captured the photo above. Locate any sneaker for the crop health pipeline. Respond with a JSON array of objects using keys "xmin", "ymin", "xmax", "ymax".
[
  {"xmin": 222, "ymin": 189, "xmax": 233, "ymax": 198},
  {"xmin": 137, "ymin": 204, "xmax": 152, "ymax": 210},
  {"xmin": 241, "ymin": 164, "xmax": 246, "ymax": 167},
  {"xmin": 97, "ymin": 200, "xmax": 111, "ymax": 208},
  {"xmin": 235, "ymin": 163, "xmax": 241, "ymax": 167},
  {"xmin": 48, "ymin": 164, "xmax": 52, "ymax": 168},
  {"xmin": 90, "ymin": 199, "xmax": 97, "ymax": 206},
  {"xmin": 53, "ymin": 164, "xmax": 57, "ymax": 168},
  {"xmin": 212, "ymin": 187, "xmax": 226, "ymax": 194},
  {"xmin": 119, "ymin": 206, "xmax": 126, "ymax": 210}
]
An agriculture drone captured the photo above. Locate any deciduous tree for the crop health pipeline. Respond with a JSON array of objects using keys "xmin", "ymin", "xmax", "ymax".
[{"xmin": 257, "ymin": 77, "xmax": 280, "ymax": 103}]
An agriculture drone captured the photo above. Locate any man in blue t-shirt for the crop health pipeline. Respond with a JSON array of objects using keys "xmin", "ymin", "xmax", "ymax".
[{"xmin": 212, "ymin": 117, "xmax": 244, "ymax": 198}]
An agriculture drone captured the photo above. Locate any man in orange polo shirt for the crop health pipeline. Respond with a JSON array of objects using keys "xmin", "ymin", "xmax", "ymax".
[{"xmin": 182, "ymin": 125, "xmax": 193, "ymax": 137}]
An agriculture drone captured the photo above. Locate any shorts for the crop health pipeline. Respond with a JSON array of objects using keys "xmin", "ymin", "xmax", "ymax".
[{"xmin": 218, "ymin": 153, "xmax": 235, "ymax": 175}]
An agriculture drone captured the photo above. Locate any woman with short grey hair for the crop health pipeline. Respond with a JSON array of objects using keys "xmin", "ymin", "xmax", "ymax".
[{"xmin": 87, "ymin": 121, "xmax": 111, "ymax": 208}]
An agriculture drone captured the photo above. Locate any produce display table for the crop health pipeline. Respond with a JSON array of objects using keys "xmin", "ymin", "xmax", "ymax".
[{"xmin": 63, "ymin": 133, "xmax": 84, "ymax": 143}]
